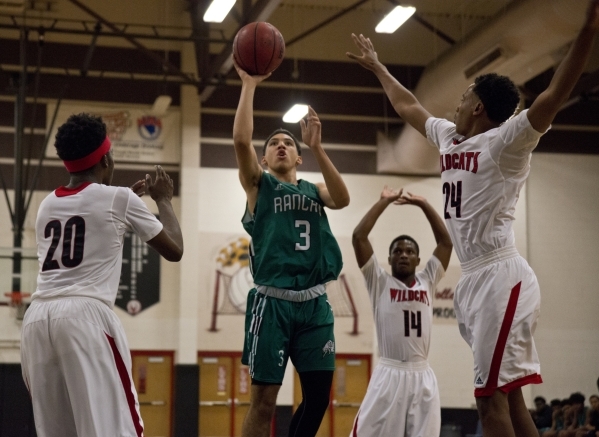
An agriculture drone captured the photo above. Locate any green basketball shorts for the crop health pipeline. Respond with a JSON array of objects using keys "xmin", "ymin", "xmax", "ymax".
[{"xmin": 241, "ymin": 288, "xmax": 336, "ymax": 384}]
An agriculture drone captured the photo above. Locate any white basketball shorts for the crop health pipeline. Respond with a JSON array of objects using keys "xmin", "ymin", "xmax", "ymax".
[
  {"xmin": 454, "ymin": 246, "xmax": 542, "ymax": 397},
  {"xmin": 350, "ymin": 358, "xmax": 440, "ymax": 437},
  {"xmin": 21, "ymin": 297, "xmax": 144, "ymax": 437}
]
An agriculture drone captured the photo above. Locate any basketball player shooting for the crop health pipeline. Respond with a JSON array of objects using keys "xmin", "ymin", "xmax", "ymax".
[
  {"xmin": 351, "ymin": 187, "xmax": 452, "ymax": 437},
  {"xmin": 232, "ymin": 58, "xmax": 350, "ymax": 437},
  {"xmin": 21, "ymin": 113, "xmax": 183, "ymax": 437},
  {"xmin": 348, "ymin": 1, "xmax": 599, "ymax": 436}
]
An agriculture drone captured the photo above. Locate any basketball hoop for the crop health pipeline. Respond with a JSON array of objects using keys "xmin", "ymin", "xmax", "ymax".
[{"xmin": 4, "ymin": 292, "xmax": 31, "ymax": 321}]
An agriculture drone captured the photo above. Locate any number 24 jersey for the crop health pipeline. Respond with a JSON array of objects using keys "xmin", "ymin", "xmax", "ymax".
[{"xmin": 425, "ymin": 109, "xmax": 547, "ymax": 263}]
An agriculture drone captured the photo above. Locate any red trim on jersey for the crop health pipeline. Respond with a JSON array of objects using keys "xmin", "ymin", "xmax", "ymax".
[
  {"xmin": 55, "ymin": 181, "xmax": 93, "ymax": 197},
  {"xmin": 475, "ymin": 373, "xmax": 543, "ymax": 397},
  {"xmin": 63, "ymin": 136, "xmax": 111, "ymax": 172},
  {"xmin": 105, "ymin": 333, "xmax": 144, "ymax": 437},
  {"xmin": 474, "ymin": 282, "xmax": 523, "ymax": 397},
  {"xmin": 352, "ymin": 412, "xmax": 359, "ymax": 437}
]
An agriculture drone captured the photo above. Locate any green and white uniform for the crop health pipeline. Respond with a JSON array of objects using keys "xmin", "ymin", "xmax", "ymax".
[{"xmin": 241, "ymin": 172, "xmax": 342, "ymax": 383}]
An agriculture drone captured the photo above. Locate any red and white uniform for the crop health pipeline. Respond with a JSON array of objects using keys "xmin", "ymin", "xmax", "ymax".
[
  {"xmin": 351, "ymin": 254, "xmax": 444, "ymax": 437},
  {"xmin": 426, "ymin": 109, "xmax": 546, "ymax": 396},
  {"xmin": 21, "ymin": 182, "xmax": 162, "ymax": 437}
]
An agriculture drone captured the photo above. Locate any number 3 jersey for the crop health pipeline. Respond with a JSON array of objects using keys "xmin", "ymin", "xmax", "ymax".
[
  {"xmin": 33, "ymin": 182, "xmax": 163, "ymax": 306},
  {"xmin": 242, "ymin": 171, "xmax": 342, "ymax": 291},
  {"xmin": 425, "ymin": 109, "xmax": 547, "ymax": 263},
  {"xmin": 361, "ymin": 254, "xmax": 444, "ymax": 362}
]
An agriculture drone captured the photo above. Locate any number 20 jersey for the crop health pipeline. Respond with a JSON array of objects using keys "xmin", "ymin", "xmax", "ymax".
[
  {"xmin": 425, "ymin": 109, "xmax": 546, "ymax": 263},
  {"xmin": 33, "ymin": 183, "xmax": 163, "ymax": 306},
  {"xmin": 242, "ymin": 172, "xmax": 342, "ymax": 291}
]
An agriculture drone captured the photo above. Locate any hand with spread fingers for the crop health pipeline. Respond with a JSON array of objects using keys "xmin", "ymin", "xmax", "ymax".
[
  {"xmin": 380, "ymin": 185, "xmax": 403, "ymax": 203},
  {"xmin": 130, "ymin": 179, "xmax": 146, "ymax": 197},
  {"xmin": 346, "ymin": 33, "xmax": 381, "ymax": 72},
  {"xmin": 146, "ymin": 165, "xmax": 174, "ymax": 202},
  {"xmin": 395, "ymin": 192, "xmax": 428, "ymax": 208},
  {"xmin": 300, "ymin": 105, "xmax": 322, "ymax": 150},
  {"xmin": 233, "ymin": 59, "xmax": 271, "ymax": 86}
]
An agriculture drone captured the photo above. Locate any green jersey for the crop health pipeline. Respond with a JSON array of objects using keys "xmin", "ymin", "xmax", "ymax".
[{"xmin": 242, "ymin": 172, "xmax": 342, "ymax": 291}]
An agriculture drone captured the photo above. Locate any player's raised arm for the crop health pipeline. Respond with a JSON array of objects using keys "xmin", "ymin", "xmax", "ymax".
[
  {"xmin": 232, "ymin": 61, "xmax": 270, "ymax": 194},
  {"xmin": 347, "ymin": 33, "xmax": 433, "ymax": 137},
  {"xmin": 396, "ymin": 192, "xmax": 452, "ymax": 270},
  {"xmin": 527, "ymin": 0, "xmax": 599, "ymax": 133},
  {"xmin": 352, "ymin": 186, "xmax": 403, "ymax": 268},
  {"xmin": 300, "ymin": 106, "xmax": 350, "ymax": 209},
  {"xmin": 145, "ymin": 165, "xmax": 183, "ymax": 262}
]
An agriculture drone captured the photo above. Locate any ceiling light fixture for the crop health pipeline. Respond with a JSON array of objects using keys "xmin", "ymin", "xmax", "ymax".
[
  {"xmin": 375, "ymin": 5, "xmax": 416, "ymax": 34},
  {"xmin": 283, "ymin": 104, "xmax": 309, "ymax": 123},
  {"xmin": 203, "ymin": 0, "xmax": 236, "ymax": 23}
]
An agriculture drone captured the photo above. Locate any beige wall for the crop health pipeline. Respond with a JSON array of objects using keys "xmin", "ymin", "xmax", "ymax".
[{"xmin": 528, "ymin": 153, "xmax": 599, "ymax": 401}]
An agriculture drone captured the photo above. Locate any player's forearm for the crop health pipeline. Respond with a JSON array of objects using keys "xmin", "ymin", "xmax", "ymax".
[
  {"xmin": 353, "ymin": 198, "xmax": 390, "ymax": 241},
  {"xmin": 372, "ymin": 64, "xmax": 419, "ymax": 117},
  {"xmin": 233, "ymin": 82, "xmax": 257, "ymax": 148},
  {"xmin": 156, "ymin": 198, "xmax": 184, "ymax": 254},
  {"xmin": 545, "ymin": 27, "xmax": 596, "ymax": 107},
  {"xmin": 311, "ymin": 145, "xmax": 350, "ymax": 208}
]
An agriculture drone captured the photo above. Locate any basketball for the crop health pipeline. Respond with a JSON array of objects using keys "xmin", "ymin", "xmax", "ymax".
[{"xmin": 233, "ymin": 22, "xmax": 285, "ymax": 76}]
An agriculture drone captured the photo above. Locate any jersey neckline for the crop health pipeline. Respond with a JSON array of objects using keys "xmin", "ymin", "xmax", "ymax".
[{"xmin": 55, "ymin": 181, "xmax": 94, "ymax": 197}]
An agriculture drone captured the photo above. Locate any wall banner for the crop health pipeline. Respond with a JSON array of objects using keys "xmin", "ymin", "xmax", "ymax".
[{"xmin": 46, "ymin": 103, "xmax": 181, "ymax": 164}]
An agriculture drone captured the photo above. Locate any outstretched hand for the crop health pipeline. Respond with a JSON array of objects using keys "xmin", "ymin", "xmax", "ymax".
[
  {"xmin": 380, "ymin": 185, "xmax": 403, "ymax": 203},
  {"xmin": 300, "ymin": 106, "xmax": 321, "ymax": 149},
  {"xmin": 346, "ymin": 33, "xmax": 380, "ymax": 71},
  {"xmin": 233, "ymin": 59, "xmax": 271, "ymax": 86},
  {"xmin": 586, "ymin": 0, "xmax": 599, "ymax": 31},
  {"xmin": 130, "ymin": 179, "xmax": 145, "ymax": 197},
  {"xmin": 395, "ymin": 191, "xmax": 428, "ymax": 208},
  {"xmin": 146, "ymin": 165, "xmax": 174, "ymax": 202}
]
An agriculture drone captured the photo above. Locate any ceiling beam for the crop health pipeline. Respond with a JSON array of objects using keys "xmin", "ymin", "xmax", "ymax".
[{"xmin": 69, "ymin": 0, "xmax": 199, "ymax": 86}]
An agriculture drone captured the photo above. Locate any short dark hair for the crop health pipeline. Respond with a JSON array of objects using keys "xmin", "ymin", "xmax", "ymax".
[
  {"xmin": 550, "ymin": 399, "xmax": 562, "ymax": 407},
  {"xmin": 263, "ymin": 128, "xmax": 302, "ymax": 156},
  {"xmin": 389, "ymin": 235, "xmax": 419, "ymax": 256},
  {"xmin": 473, "ymin": 73, "xmax": 520, "ymax": 123},
  {"xmin": 562, "ymin": 398, "xmax": 572, "ymax": 406},
  {"xmin": 569, "ymin": 392, "xmax": 585, "ymax": 405},
  {"xmin": 534, "ymin": 396, "xmax": 546, "ymax": 404},
  {"xmin": 55, "ymin": 113, "xmax": 107, "ymax": 161}
]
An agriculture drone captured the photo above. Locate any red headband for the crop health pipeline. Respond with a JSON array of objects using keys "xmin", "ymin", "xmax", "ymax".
[{"xmin": 63, "ymin": 137, "xmax": 111, "ymax": 173}]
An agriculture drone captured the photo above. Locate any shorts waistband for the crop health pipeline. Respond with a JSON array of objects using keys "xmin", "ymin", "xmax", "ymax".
[
  {"xmin": 256, "ymin": 284, "xmax": 326, "ymax": 302},
  {"xmin": 460, "ymin": 246, "xmax": 520, "ymax": 274},
  {"xmin": 378, "ymin": 357, "xmax": 430, "ymax": 370}
]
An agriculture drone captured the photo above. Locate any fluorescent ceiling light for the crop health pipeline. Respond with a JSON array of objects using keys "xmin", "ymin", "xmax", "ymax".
[
  {"xmin": 203, "ymin": 0, "xmax": 236, "ymax": 23},
  {"xmin": 375, "ymin": 5, "xmax": 416, "ymax": 34},
  {"xmin": 283, "ymin": 104, "xmax": 309, "ymax": 123}
]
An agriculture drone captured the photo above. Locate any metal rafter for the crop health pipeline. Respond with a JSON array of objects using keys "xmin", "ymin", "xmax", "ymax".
[{"xmin": 68, "ymin": 0, "xmax": 199, "ymax": 86}]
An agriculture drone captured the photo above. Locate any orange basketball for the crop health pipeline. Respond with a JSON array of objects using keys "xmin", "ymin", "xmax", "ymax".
[{"xmin": 233, "ymin": 22, "xmax": 285, "ymax": 76}]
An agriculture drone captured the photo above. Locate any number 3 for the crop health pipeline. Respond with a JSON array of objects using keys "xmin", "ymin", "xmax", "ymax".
[{"xmin": 295, "ymin": 220, "xmax": 310, "ymax": 251}]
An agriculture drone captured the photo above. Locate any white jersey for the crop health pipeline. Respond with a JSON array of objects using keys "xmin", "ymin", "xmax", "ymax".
[
  {"xmin": 361, "ymin": 254, "xmax": 444, "ymax": 362},
  {"xmin": 425, "ymin": 109, "xmax": 547, "ymax": 263},
  {"xmin": 33, "ymin": 182, "xmax": 162, "ymax": 306}
]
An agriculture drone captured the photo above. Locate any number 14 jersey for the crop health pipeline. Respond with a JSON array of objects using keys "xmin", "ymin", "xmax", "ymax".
[
  {"xmin": 242, "ymin": 172, "xmax": 342, "ymax": 291},
  {"xmin": 361, "ymin": 254, "xmax": 444, "ymax": 362},
  {"xmin": 425, "ymin": 109, "xmax": 547, "ymax": 263},
  {"xmin": 33, "ymin": 182, "xmax": 163, "ymax": 306}
]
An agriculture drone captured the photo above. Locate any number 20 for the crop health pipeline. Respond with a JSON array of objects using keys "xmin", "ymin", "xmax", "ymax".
[{"xmin": 42, "ymin": 216, "xmax": 86, "ymax": 271}]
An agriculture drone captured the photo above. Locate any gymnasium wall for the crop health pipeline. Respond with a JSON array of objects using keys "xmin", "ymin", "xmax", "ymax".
[{"xmin": 527, "ymin": 153, "xmax": 599, "ymax": 401}]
